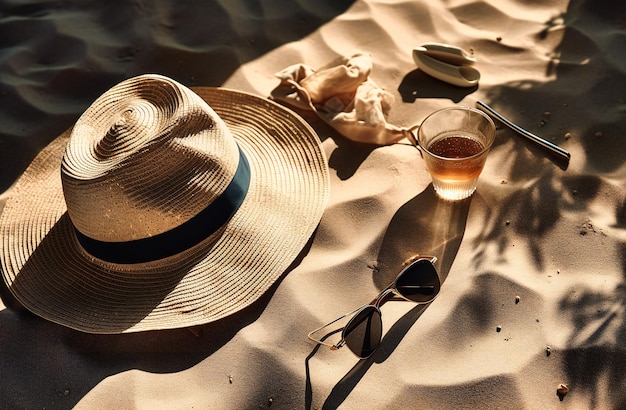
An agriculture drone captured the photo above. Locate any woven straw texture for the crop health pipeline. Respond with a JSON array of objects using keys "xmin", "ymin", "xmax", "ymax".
[
  {"xmin": 0, "ymin": 78, "xmax": 329, "ymax": 333},
  {"xmin": 62, "ymin": 75, "xmax": 241, "ymax": 242}
]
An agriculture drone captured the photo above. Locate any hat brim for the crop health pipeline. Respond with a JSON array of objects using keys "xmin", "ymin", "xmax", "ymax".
[{"xmin": 0, "ymin": 87, "xmax": 329, "ymax": 333}]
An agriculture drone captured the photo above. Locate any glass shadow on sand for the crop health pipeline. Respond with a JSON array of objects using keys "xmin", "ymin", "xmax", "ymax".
[{"xmin": 305, "ymin": 186, "xmax": 472, "ymax": 409}]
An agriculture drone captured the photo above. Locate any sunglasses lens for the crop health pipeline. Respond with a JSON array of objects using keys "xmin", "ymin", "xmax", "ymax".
[
  {"xmin": 343, "ymin": 306, "xmax": 382, "ymax": 358},
  {"xmin": 396, "ymin": 259, "xmax": 441, "ymax": 303}
]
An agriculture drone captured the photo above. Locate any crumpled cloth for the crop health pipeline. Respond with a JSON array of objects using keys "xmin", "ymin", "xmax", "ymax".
[{"xmin": 272, "ymin": 53, "xmax": 414, "ymax": 145}]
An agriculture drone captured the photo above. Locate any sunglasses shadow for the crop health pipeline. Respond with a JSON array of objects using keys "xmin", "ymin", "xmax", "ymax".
[
  {"xmin": 309, "ymin": 302, "xmax": 429, "ymax": 409},
  {"xmin": 304, "ymin": 328, "xmax": 342, "ymax": 409},
  {"xmin": 306, "ymin": 185, "xmax": 473, "ymax": 409}
]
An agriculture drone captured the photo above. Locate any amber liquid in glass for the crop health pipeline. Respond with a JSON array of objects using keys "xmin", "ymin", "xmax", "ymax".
[{"xmin": 427, "ymin": 133, "xmax": 485, "ymax": 182}]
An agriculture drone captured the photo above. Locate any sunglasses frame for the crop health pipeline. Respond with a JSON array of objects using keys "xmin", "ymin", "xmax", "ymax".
[{"xmin": 308, "ymin": 255, "xmax": 439, "ymax": 359}]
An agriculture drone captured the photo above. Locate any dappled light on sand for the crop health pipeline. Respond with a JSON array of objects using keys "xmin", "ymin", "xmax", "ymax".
[{"xmin": 1, "ymin": 0, "xmax": 625, "ymax": 408}]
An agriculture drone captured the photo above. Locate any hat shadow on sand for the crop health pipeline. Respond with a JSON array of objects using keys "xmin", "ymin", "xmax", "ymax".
[
  {"xmin": 0, "ymin": 227, "xmax": 313, "ymax": 409},
  {"xmin": 0, "ymin": 291, "xmax": 277, "ymax": 409},
  {"xmin": 8, "ymin": 144, "xmax": 318, "ymax": 405}
]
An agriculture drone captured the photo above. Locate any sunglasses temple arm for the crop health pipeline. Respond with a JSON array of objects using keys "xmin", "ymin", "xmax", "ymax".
[{"xmin": 307, "ymin": 305, "xmax": 366, "ymax": 350}]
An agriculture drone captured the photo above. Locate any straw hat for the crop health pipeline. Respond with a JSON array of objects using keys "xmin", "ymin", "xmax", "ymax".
[{"xmin": 0, "ymin": 74, "xmax": 329, "ymax": 334}]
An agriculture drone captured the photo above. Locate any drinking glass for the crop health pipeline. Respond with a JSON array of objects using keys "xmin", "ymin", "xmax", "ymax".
[{"xmin": 417, "ymin": 107, "xmax": 495, "ymax": 200}]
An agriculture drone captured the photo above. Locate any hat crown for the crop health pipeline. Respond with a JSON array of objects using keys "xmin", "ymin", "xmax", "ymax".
[{"xmin": 61, "ymin": 75, "xmax": 240, "ymax": 243}]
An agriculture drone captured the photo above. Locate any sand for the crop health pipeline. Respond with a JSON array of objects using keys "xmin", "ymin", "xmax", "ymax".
[{"xmin": 1, "ymin": 0, "xmax": 625, "ymax": 408}]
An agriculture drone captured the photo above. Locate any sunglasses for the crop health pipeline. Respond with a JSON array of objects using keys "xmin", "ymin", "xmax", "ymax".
[{"xmin": 308, "ymin": 256, "xmax": 440, "ymax": 359}]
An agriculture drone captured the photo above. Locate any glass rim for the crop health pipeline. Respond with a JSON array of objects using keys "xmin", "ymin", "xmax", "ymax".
[{"xmin": 417, "ymin": 106, "xmax": 496, "ymax": 161}]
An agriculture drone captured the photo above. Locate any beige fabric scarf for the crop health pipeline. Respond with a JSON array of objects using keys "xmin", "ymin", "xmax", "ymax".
[{"xmin": 272, "ymin": 53, "xmax": 414, "ymax": 146}]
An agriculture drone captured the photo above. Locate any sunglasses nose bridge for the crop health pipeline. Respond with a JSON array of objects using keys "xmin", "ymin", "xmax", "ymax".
[{"xmin": 373, "ymin": 288, "xmax": 397, "ymax": 308}]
